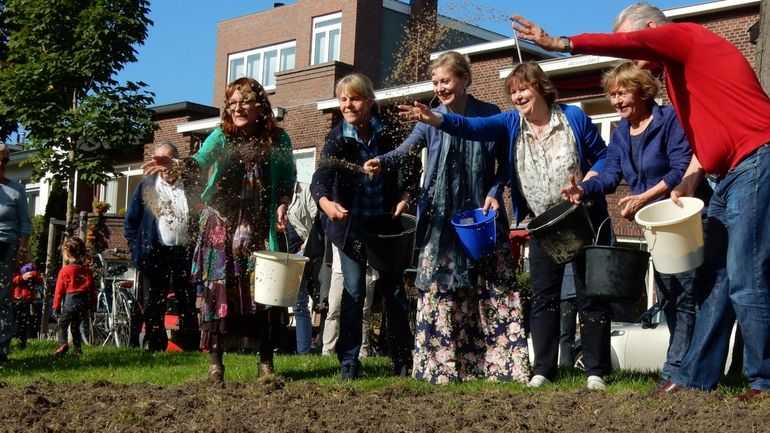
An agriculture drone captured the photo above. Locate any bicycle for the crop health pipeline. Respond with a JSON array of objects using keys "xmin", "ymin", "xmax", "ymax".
[{"xmin": 80, "ymin": 248, "xmax": 138, "ymax": 347}]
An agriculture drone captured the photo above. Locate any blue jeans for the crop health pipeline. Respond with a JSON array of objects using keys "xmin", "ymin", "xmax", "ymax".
[
  {"xmin": 673, "ymin": 143, "xmax": 770, "ymax": 390},
  {"xmin": 293, "ymin": 279, "xmax": 312, "ymax": 354},
  {"xmin": 654, "ymin": 269, "xmax": 696, "ymax": 380},
  {"xmin": 337, "ymin": 231, "xmax": 413, "ymax": 368},
  {"xmin": 0, "ymin": 242, "xmax": 16, "ymax": 356}
]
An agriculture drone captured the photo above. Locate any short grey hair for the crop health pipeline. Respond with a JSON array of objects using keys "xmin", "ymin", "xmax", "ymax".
[
  {"xmin": 155, "ymin": 141, "xmax": 179, "ymax": 158},
  {"xmin": 613, "ymin": 2, "xmax": 670, "ymax": 32}
]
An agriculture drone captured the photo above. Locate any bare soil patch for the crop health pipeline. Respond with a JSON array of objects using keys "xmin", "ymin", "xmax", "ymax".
[{"xmin": 1, "ymin": 379, "xmax": 768, "ymax": 432}]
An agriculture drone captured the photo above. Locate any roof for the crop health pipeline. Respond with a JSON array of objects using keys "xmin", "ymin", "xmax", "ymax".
[{"xmin": 152, "ymin": 101, "xmax": 220, "ymax": 117}]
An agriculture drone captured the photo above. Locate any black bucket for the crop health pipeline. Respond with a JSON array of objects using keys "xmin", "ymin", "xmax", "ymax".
[
  {"xmin": 360, "ymin": 213, "xmax": 417, "ymax": 273},
  {"xmin": 585, "ymin": 218, "xmax": 650, "ymax": 303},
  {"xmin": 526, "ymin": 202, "xmax": 595, "ymax": 264}
]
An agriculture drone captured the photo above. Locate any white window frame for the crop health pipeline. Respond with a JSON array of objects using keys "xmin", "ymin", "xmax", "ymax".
[
  {"xmin": 227, "ymin": 41, "xmax": 296, "ymax": 90},
  {"xmin": 292, "ymin": 148, "xmax": 316, "ymax": 185},
  {"xmin": 100, "ymin": 164, "xmax": 144, "ymax": 213},
  {"xmin": 311, "ymin": 12, "xmax": 342, "ymax": 65}
]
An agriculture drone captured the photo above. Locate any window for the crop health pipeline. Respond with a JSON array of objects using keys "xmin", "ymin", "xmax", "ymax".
[
  {"xmin": 293, "ymin": 148, "xmax": 316, "ymax": 184},
  {"xmin": 100, "ymin": 164, "xmax": 144, "ymax": 214},
  {"xmin": 312, "ymin": 13, "xmax": 341, "ymax": 65},
  {"xmin": 227, "ymin": 41, "xmax": 296, "ymax": 90}
]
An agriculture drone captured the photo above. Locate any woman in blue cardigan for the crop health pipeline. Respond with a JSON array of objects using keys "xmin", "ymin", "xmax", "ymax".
[
  {"xmin": 563, "ymin": 62, "xmax": 695, "ymax": 385},
  {"xmin": 399, "ymin": 61, "xmax": 613, "ymax": 390},
  {"xmin": 365, "ymin": 52, "xmax": 530, "ymax": 385}
]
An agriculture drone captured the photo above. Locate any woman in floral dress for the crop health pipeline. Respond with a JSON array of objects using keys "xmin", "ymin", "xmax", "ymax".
[
  {"xmin": 143, "ymin": 77, "xmax": 295, "ymax": 385},
  {"xmin": 365, "ymin": 52, "xmax": 530, "ymax": 384},
  {"xmin": 399, "ymin": 61, "xmax": 612, "ymax": 390}
]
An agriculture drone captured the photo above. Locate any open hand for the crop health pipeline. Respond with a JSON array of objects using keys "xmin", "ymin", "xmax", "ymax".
[
  {"xmin": 397, "ymin": 101, "xmax": 442, "ymax": 127},
  {"xmin": 510, "ymin": 15, "xmax": 563, "ymax": 51},
  {"xmin": 141, "ymin": 154, "xmax": 173, "ymax": 176},
  {"xmin": 618, "ymin": 194, "xmax": 650, "ymax": 220},
  {"xmin": 561, "ymin": 175, "xmax": 585, "ymax": 203}
]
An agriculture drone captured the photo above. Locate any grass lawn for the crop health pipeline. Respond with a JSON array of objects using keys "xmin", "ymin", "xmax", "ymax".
[{"xmin": 0, "ymin": 339, "xmax": 749, "ymax": 396}]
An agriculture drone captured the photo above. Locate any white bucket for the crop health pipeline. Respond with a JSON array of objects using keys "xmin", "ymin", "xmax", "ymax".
[
  {"xmin": 252, "ymin": 251, "xmax": 309, "ymax": 307},
  {"xmin": 634, "ymin": 197, "xmax": 705, "ymax": 274}
]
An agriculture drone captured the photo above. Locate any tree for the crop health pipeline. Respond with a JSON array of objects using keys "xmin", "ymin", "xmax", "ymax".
[
  {"xmin": 0, "ymin": 0, "xmax": 155, "ymax": 222},
  {"xmin": 758, "ymin": 0, "xmax": 770, "ymax": 93}
]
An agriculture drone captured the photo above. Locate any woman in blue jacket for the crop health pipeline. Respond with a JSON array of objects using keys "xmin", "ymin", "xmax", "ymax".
[
  {"xmin": 400, "ymin": 61, "xmax": 613, "ymax": 390},
  {"xmin": 563, "ymin": 61, "xmax": 695, "ymax": 384},
  {"xmin": 311, "ymin": 73, "xmax": 417, "ymax": 381},
  {"xmin": 365, "ymin": 52, "xmax": 529, "ymax": 385}
]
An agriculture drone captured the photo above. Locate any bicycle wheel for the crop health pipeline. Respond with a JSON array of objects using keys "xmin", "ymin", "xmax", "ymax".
[
  {"xmin": 81, "ymin": 291, "xmax": 111, "ymax": 346},
  {"xmin": 112, "ymin": 290, "xmax": 133, "ymax": 347}
]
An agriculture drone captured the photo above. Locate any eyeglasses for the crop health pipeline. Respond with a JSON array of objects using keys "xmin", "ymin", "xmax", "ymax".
[{"xmin": 226, "ymin": 99, "xmax": 260, "ymax": 111}]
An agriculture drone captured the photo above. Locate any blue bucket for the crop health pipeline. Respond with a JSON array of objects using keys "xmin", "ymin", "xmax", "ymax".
[{"xmin": 451, "ymin": 208, "xmax": 497, "ymax": 261}]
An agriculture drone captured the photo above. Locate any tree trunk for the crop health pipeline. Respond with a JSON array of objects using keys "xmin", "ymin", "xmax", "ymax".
[{"xmin": 757, "ymin": 0, "xmax": 770, "ymax": 93}]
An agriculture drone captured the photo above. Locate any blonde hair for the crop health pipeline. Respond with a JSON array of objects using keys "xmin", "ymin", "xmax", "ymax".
[
  {"xmin": 429, "ymin": 51, "xmax": 472, "ymax": 86},
  {"xmin": 601, "ymin": 61, "xmax": 660, "ymax": 101},
  {"xmin": 335, "ymin": 73, "xmax": 378, "ymax": 113},
  {"xmin": 504, "ymin": 61, "xmax": 558, "ymax": 105}
]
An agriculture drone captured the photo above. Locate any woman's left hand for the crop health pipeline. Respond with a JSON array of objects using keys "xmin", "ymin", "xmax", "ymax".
[
  {"xmin": 482, "ymin": 196, "xmax": 499, "ymax": 215},
  {"xmin": 618, "ymin": 194, "xmax": 650, "ymax": 221},
  {"xmin": 276, "ymin": 203, "xmax": 289, "ymax": 231}
]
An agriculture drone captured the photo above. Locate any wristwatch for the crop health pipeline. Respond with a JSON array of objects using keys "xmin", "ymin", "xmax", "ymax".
[{"xmin": 559, "ymin": 37, "xmax": 571, "ymax": 53}]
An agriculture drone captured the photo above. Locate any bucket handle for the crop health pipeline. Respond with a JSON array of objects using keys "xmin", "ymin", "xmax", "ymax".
[
  {"xmin": 594, "ymin": 216, "xmax": 648, "ymax": 251},
  {"xmin": 639, "ymin": 225, "xmax": 656, "ymax": 252},
  {"xmin": 593, "ymin": 217, "xmax": 613, "ymax": 246}
]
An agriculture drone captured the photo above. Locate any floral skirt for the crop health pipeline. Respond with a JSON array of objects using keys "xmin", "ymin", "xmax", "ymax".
[{"xmin": 412, "ymin": 282, "xmax": 530, "ymax": 385}]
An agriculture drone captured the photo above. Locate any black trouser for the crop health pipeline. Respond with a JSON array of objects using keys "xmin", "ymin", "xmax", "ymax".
[
  {"xmin": 57, "ymin": 292, "xmax": 90, "ymax": 348},
  {"xmin": 141, "ymin": 245, "xmax": 197, "ymax": 352},
  {"xmin": 529, "ymin": 212, "xmax": 613, "ymax": 379},
  {"xmin": 12, "ymin": 302, "xmax": 34, "ymax": 346}
]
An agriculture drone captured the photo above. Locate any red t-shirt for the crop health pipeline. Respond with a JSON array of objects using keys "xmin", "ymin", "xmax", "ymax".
[
  {"xmin": 53, "ymin": 264, "xmax": 95, "ymax": 310},
  {"xmin": 571, "ymin": 22, "xmax": 770, "ymax": 176}
]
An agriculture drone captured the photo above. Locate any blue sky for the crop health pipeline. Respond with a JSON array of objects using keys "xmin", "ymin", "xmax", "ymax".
[{"xmin": 115, "ymin": 0, "xmax": 699, "ymax": 107}]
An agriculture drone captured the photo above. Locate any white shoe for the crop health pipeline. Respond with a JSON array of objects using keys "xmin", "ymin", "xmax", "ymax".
[
  {"xmin": 527, "ymin": 375, "xmax": 552, "ymax": 388},
  {"xmin": 586, "ymin": 375, "xmax": 606, "ymax": 390}
]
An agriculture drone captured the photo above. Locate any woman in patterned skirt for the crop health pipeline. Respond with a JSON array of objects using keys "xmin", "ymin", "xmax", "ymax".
[
  {"xmin": 143, "ymin": 77, "xmax": 295, "ymax": 385},
  {"xmin": 365, "ymin": 52, "xmax": 530, "ymax": 384}
]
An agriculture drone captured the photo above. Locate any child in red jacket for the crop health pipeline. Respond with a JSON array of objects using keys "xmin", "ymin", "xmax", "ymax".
[
  {"xmin": 53, "ymin": 237, "xmax": 95, "ymax": 356},
  {"xmin": 11, "ymin": 262, "xmax": 44, "ymax": 349}
]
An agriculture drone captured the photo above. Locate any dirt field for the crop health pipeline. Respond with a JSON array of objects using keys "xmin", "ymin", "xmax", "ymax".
[{"xmin": 1, "ymin": 378, "xmax": 768, "ymax": 433}]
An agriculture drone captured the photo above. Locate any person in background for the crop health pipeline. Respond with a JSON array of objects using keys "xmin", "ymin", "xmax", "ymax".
[
  {"xmin": 286, "ymin": 180, "xmax": 318, "ymax": 354},
  {"xmin": 0, "ymin": 143, "xmax": 32, "ymax": 363},
  {"xmin": 52, "ymin": 237, "xmax": 95, "ymax": 357},
  {"xmin": 12, "ymin": 262, "xmax": 43, "ymax": 349},
  {"xmin": 513, "ymin": 1, "xmax": 770, "ymax": 400},
  {"xmin": 143, "ymin": 77, "xmax": 295, "ymax": 385},
  {"xmin": 125, "ymin": 141, "xmax": 199, "ymax": 352},
  {"xmin": 311, "ymin": 73, "xmax": 416, "ymax": 380},
  {"xmin": 365, "ymin": 51, "xmax": 529, "ymax": 385},
  {"xmin": 398, "ymin": 61, "xmax": 611, "ymax": 390},
  {"xmin": 562, "ymin": 61, "xmax": 694, "ymax": 384},
  {"xmin": 320, "ymin": 249, "xmax": 377, "ymax": 358}
]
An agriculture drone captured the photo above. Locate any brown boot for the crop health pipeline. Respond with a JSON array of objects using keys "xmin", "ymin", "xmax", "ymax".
[
  {"xmin": 258, "ymin": 359, "xmax": 275, "ymax": 377},
  {"xmin": 208, "ymin": 364, "xmax": 224, "ymax": 387}
]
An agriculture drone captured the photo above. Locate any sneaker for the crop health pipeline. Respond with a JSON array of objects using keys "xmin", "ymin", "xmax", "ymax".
[
  {"xmin": 340, "ymin": 362, "xmax": 360, "ymax": 381},
  {"xmin": 587, "ymin": 375, "xmax": 606, "ymax": 390},
  {"xmin": 53, "ymin": 343, "xmax": 69, "ymax": 357},
  {"xmin": 527, "ymin": 375, "xmax": 552, "ymax": 388}
]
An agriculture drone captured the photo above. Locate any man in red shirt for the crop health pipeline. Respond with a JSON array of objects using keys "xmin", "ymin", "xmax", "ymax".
[{"xmin": 512, "ymin": 3, "xmax": 770, "ymax": 400}]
